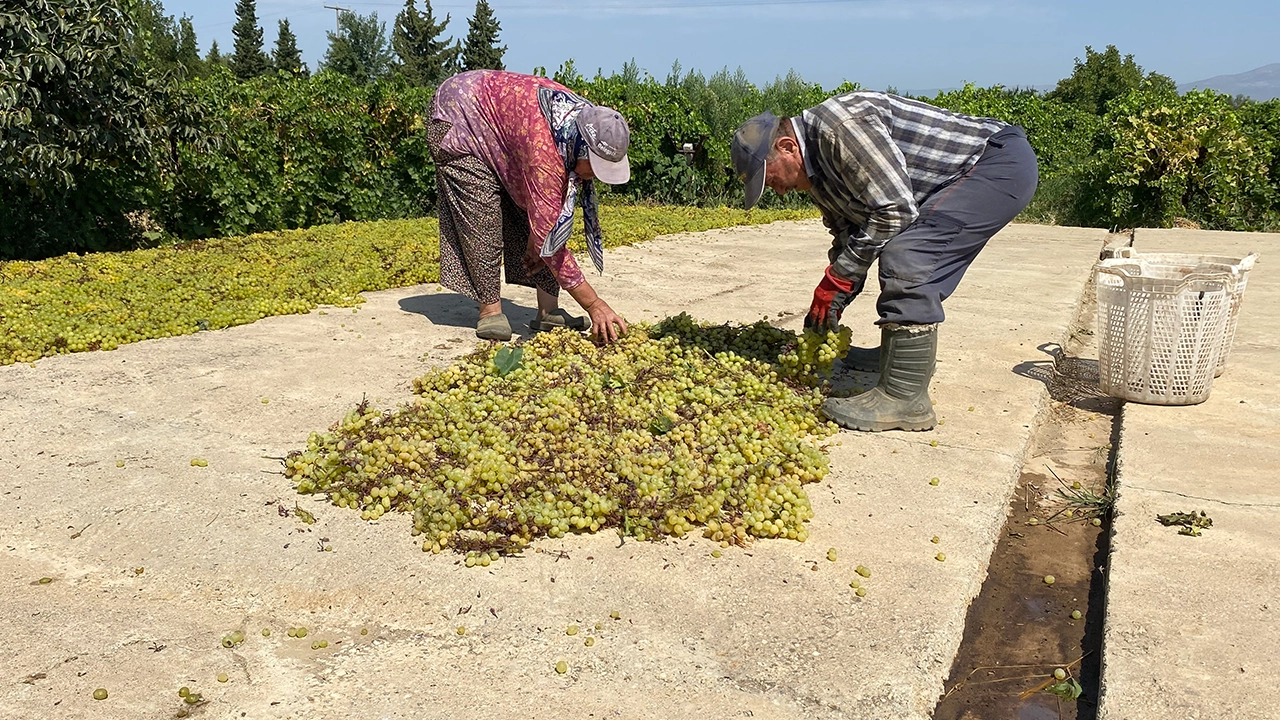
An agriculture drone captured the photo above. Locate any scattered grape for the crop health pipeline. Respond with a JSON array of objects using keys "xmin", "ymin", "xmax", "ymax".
[
  {"xmin": 1071, "ymin": 610, "xmax": 1082, "ymax": 620},
  {"xmin": 178, "ymin": 687, "xmax": 190, "ymax": 698},
  {"xmin": 610, "ymin": 611, "xmax": 621, "ymax": 620},
  {"xmin": 930, "ymin": 440, "xmax": 938, "ymax": 447},
  {"xmin": 184, "ymin": 693, "xmax": 202, "ymax": 705},
  {"xmin": 296, "ymin": 627, "xmax": 308, "ymax": 638},
  {"xmin": 361, "ymin": 628, "xmax": 369, "ymax": 635},
  {"xmin": 1071, "ymin": 481, "xmax": 1082, "ymax": 490},
  {"xmin": 826, "ymin": 548, "xmax": 837, "ymax": 562},
  {"xmin": 262, "ymin": 398, "xmax": 270, "ymax": 404},
  {"xmin": 229, "ymin": 630, "xmax": 244, "ymax": 643},
  {"xmin": 1063, "ymin": 509, "xmax": 1074, "ymax": 518},
  {"xmin": 116, "ymin": 460, "xmax": 125, "ymax": 468},
  {"xmin": 217, "ymin": 673, "xmax": 228, "ymax": 683},
  {"xmin": 936, "ymin": 553, "xmax": 946, "ymax": 562},
  {"xmin": 92, "ymin": 688, "xmax": 108, "ymax": 700},
  {"xmin": 133, "ymin": 567, "xmax": 144, "ymax": 575},
  {"xmin": 1028, "ymin": 518, "xmax": 1039, "ymax": 526},
  {"xmin": 1044, "ymin": 575, "xmax": 1055, "ymax": 585},
  {"xmin": 38, "ymin": 577, "xmax": 52, "ymax": 584},
  {"xmin": 287, "ymin": 627, "xmax": 297, "ymax": 637},
  {"xmin": 930, "ymin": 536, "xmax": 940, "ymax": 544},
  {"xmin": 456, "ymin": 626, "xmax": 466, "ymax": 636},
  {"xmin": 856, "ymin": 565, "xmax": 871, "ymax": 578},
  {"xmin": 1091, "ymin": 518, "xmax": 1102, "ymax": 527},
  {"xmin": 566, "ymin": 625, "xmax": 578, "ymax": 636},
  {"xmin": 261, "ymin": 628, "xmax": 271, "ymax": 637},
  {"xmin": 555, "ymin": 660, "xmax": 568, "ymax": 674},
  {"xmin": 1054, "ymin": 668, "xmax": 1067, "ymax": 680},
  {"xmin": 711, "ymin": 549, "xmax": 722, "ymax": 558},
  {"xmin": 855, "ymin": 587, "xmax": 866, "ymax": 597},
  {"xmin": 190, "ymin": 458, "xmax": 207, "ymax": 467},
  {"xmin": 584, "ymin": 637, "xmax": 595, "ymax": 647},
  {"xmin": 929, "ymin": 477, "xmax": 940, "ymax": 486},
  {"xmin": 849, "ymin": 578, "xmax": 860, "ymax": 589}
]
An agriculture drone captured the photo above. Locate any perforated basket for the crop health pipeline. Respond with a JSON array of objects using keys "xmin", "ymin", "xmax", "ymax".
[
  {"xmin": 1102, "ymin": 247, "xmax": 1257, "ymax": 376},
  {"xmin": 1095, "ymin": 259, "xmax": 1235, "ymax": 405}
]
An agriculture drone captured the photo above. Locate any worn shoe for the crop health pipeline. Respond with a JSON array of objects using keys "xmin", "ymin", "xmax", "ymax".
[
  {"xmin": 823, "ymin": 324, "xmax": 938, "ymax": 432},
  {"xmin": 476, "ymin": 313, "xmax": 513, "ymax": 341},
  {"xmin": 529, "ymin": 308, "xmax": 592, "ymax": 333}
]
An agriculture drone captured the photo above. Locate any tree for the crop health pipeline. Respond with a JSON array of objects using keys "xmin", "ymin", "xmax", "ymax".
[
  {"xmin": 461, "ymin": 0, "xmax": 505, "ymax": 72},
  {"xmin": 272, "ymin": 18, "xmax": 308, "ymax": 77},
  {"xmin": 1, "ymin": 0, "xmax": 168, "ymax": 257},
  {"xmin": 323, "ymin": 11, "xmax": 394, "ymax": 85},
  {"xmin": 176, "ymin": 16, "xmax": 202, "ymax": 74},
  {"xmin": 392, "ymin": 0, "xmax": 460, "ymax": 86},
  {"xmin": 129, "ymin": 0, "xmax": 180, "ymax": 76},
  {"xmin": 206, "ymin": 39, "xmax": 226, "ymax": 68},
  {"xmin": 230, "ymin": 0, "xmax": 270, "ymax": 80},
  {"xmin": 1048, "ymin": 45, "xmax": 1177, "ymax": 116}
]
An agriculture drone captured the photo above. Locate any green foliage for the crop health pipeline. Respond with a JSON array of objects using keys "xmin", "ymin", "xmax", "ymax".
[
  {"xmin": 1082, "ymin": 89, "xmax": 1273, "ymax": 230},
  {"xmin": 392, "ymin": 0, "xmax": 460, "ymax": 87},
  {"xmin": 460, "ymin": 0, "xmax": 505, "ymax": 72},
  {"xmin": 0, "ymin": 0, "xmax": 170, "ymax": 258},
  {"xmin": 324, "ymin": 10, "xmax": 393, "ymax": 85},
  {"xmin": 1048, "ymin": 45, "xmax": 1174, "ymax": 116},
  {"xmin": 272, "ymin": 19, "xmax": 307, "ymax": 77},
  {"xmin": 0, "ymin": 206, "xmax": 818, "ymax": 365},
  {"xmin": 230, "ymin": 0, "xmax": 269, "ymax": 80},
  {"xmin": 154, "ymin": 69, "xmax": 436, "ymax": 239}
]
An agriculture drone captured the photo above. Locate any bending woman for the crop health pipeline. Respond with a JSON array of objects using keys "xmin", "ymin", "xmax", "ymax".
[{"xmin": 429, "ymin": 70, "xmax": 631, "ymax": 342}]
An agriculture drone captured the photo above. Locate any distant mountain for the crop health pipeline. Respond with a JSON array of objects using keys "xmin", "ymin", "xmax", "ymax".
[{"xmin": 1179, "ymin": 63, "xmax": 1280, "ymax": 101}]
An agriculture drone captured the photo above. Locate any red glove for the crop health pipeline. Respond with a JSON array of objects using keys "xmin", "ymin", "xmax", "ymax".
[{"xmin": 805, "ymin": 266, "xmax": 860, "ymax": 330}]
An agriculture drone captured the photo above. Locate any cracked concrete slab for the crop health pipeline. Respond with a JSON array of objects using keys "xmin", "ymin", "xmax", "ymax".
[
  {"xmin": 1099, "ymin": 228, "xmax": 1280, "ymax": 720},
  {"xmin": 0, "ymin": 220, "xmax": 1108, "ymax": 720}
]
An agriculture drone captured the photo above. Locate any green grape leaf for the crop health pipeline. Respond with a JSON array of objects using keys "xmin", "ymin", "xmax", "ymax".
[
  {"xmin": 601, "ymin": 372, "xmax": 626, "ymax": 389},
  {"xmin": 1045, "ymin": 678, "xmax": 1083, "ymax": 701},
  {"xmin": 493, "ymin": 347, "xmax": 524, "ymax": 377},
  {"xmin": 648, "ymin": 414, "xmax": 674, "ymax": 435}
]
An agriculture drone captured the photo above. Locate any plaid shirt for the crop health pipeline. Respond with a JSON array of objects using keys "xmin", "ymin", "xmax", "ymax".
[{"xmin": 797, "ymin": 92, "xmax": 1006, "ymax": 284}]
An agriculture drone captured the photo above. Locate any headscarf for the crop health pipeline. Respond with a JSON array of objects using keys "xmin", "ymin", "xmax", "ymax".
[{"xmin": 537, "ymin": 87, "xmax": 605, "ymax": 274}]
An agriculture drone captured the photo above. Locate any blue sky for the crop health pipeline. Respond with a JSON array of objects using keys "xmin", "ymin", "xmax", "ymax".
[{"xmin": 168, "ymin": 0, "xmax": 1278, "ymax": 91}]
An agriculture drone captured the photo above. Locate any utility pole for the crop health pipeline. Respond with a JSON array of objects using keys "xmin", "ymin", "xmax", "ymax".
[{"xmin": 323, "ymin": 5, "xmax": 351, "ymax": 32}]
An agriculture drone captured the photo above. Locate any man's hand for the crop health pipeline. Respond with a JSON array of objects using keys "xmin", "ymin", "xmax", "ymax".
[
  {"xmin": 583, "ymin": 297, "xmax": 627, "ymax": 344},
  {"xmin": 804, "ymin": 265, "xmax": 861, "ymax": 330}
]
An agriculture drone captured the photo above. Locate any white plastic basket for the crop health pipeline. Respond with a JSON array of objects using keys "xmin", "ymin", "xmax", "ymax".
[
  {"xmin": 1095, "ymin": 259, "xmax": 1236, "ymax": 405},
  {"xmin": 1102, "ymin": 247, "xmax": 1257, "ymax": 376}
]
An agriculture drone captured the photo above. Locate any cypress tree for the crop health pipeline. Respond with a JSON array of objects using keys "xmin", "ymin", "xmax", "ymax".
[
  {"xmin": 230, "ymin": 0, "xmax": 270, "ymax": 79},
  {"xmin": 175, "ymin": 16, "xmax": 202, "ymax": 75},
  {"xmin": 206, "ymin": 39, "xmax": 226, "ymax": 67},
  {"xmin": 461, "ymin": 0, "xmax": 505, "ymax": 72},
  {"xmin": 272, "ymin": 19, "xmax": 308, "ymax": 77},
  {"xmin": 392, "ymin": 0, "xmax": 460, "ymax": 87}
]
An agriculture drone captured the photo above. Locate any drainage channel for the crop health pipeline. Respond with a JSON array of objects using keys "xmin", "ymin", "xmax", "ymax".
[{"xmin": 932, "ymin": 279, "xmax": 1121, "ymax": 720}]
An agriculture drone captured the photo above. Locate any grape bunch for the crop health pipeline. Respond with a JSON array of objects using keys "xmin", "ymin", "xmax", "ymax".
[{"xmin": 286, "ymin": 318, "xmax": 849, "ymax": 557}]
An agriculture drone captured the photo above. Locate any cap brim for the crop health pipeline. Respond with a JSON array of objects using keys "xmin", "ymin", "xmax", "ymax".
[
  {"xmin": 744, "ymin": 159, "xmax": 766, "ymax": 210},
  {"xmin": 587, "ymin": 149, "xmax": 630, "ymax": 185}
]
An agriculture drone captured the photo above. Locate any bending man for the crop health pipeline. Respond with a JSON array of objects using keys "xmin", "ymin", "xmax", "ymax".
[{"xmin": 732, "ymin": 92, "xmax": 1038, "ymax": 431}]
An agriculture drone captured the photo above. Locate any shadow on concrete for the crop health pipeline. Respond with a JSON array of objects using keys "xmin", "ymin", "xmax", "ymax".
[
  {"xmin": 1013, "ymin": 342, "xmax": 1120, "ymax": 414},
  {"xmin": 398, "ymin": 292, "xmax": 539, "ymax": 332}
]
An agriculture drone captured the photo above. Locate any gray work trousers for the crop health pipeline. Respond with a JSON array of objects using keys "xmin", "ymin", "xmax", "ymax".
[{"xmin": 875, "ymin": 126, "xmax": 1039, "ymax": 326}]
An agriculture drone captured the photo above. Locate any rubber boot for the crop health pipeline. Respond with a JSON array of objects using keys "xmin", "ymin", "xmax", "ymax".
[
  {"xmin": 823, "ymin": 323, "xmax": 937, "ymax": 432},
  {"xmin": 838, "ymin": 344, "xmax": 880, "ymax": 373}
]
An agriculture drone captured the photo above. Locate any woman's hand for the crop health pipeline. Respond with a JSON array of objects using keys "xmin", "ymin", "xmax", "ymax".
[
  {"xmin": 522, "ymin": 240, "xmax": 543, "ymax": 277},
  {"xmin": 583, "ymin": 297, "xmax": 627, "ymax": 344}
]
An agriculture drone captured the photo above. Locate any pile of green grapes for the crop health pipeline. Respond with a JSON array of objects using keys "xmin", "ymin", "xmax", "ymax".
[{"xmin": 286, "ymin": 317, "xmax": 851, "ymax": 556}]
